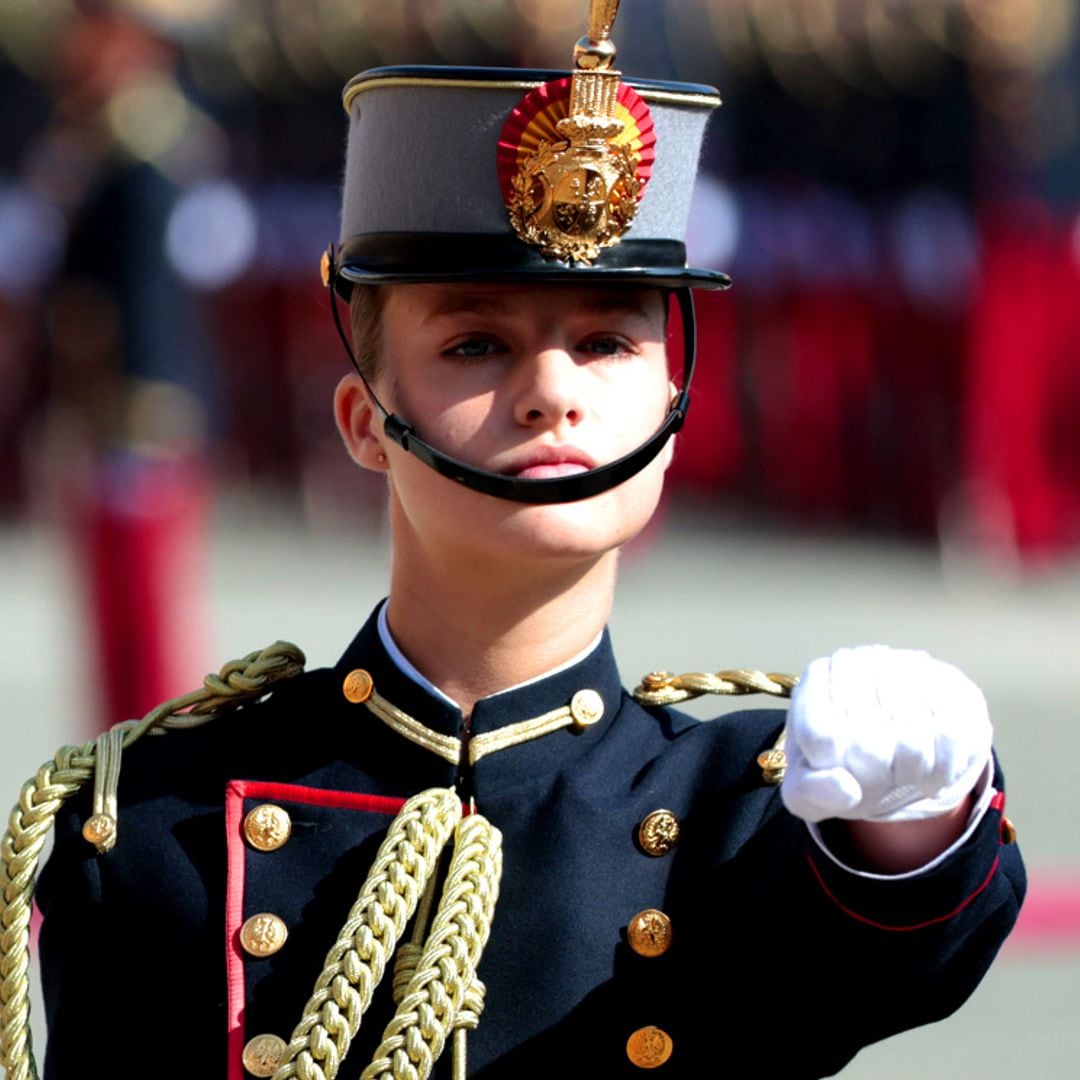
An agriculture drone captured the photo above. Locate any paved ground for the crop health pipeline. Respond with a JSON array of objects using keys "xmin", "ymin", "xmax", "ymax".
[{"xmin": 2, "ymin": 497, "xmax": 1076, "ymax": 1075}]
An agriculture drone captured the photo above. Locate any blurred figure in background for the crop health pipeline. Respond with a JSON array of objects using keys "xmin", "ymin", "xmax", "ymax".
[{"xmin": 14, "ymin": 5, "xmax": 218, "ymax": 724}]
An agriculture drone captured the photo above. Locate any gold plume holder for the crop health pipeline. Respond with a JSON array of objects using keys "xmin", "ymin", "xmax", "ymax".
[{"xmin": 507, "ymin": 0, "xmax": 643, "ymax": 264}]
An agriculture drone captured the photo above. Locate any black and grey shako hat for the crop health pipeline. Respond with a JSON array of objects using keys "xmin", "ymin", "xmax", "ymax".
[{"xmin": 324, "ymin": 0, "xmax": 729, "ymax": 504}]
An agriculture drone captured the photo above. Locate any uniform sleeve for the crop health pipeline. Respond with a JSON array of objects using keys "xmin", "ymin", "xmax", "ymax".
[
  {"xmin": 35, "ymin": 781, "xmax": 228, "ymax": 1080},
  {"xmin": 670, "ymin": 745, "xmax": 1024, "ymax": 1080},
  {"xmin": 805, "ymin": 759, "xmax": 996, "ymax": 882},
  {"xmin": 729, "ymin": 755, "xmax": 1024, "ymax": 1078},
  {"xmin": 800, "ymin": 758, "xmax": 1022, "ymax": 932}
]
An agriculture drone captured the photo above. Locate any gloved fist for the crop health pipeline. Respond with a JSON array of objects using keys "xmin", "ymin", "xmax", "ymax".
[{"xmin": 780, "ymin": 646, "xmax": 992, "ymax": 824}]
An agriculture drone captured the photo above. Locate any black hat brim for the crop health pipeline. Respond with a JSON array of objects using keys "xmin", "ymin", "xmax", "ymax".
[{"xmin": 335, "ymin": 234, "xmax": 731, "ymax": 293}]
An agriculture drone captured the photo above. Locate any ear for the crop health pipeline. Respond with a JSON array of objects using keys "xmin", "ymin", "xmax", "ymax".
[{"xmin": 334, "ymin": 373, "xmax": 389, "ymax": 471}]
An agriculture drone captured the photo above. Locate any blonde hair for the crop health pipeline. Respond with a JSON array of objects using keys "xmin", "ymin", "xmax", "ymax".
[{"xmin": 348, "ymin": 284, "xmax": 386, "ymax": 382}]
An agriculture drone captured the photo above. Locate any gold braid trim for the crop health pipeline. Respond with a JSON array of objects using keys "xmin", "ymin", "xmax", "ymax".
[
  {"xmin": 469, "ymin": 706, "xmax": 575, "ymax": 764},
  {"xmin": 274, "ymin": 790, "xmax": 503, "ymax": 1080},
  {"xmin": 274, "ymin": 788, "xmax": 461, "ymax": 1080},
  {"xmin": 0, "ymin": 641, "xmax": 306, "ymax": 1080},
  {"xmin": 632, "ymin": 668, "xmax": 797, "ymax": 706},
  {"xmin": 632, "ymin": 667, "xmax": 797, "ymax": 786},
  {"xmin": 361, "ymin": 812, "xmax": 501, "ymax": 1080},
  {"xmin": 363, "ymin": 692, "xmax": 580, "ymax": 767},
  {"xmin": 365, "ymin": 692, "xmax": 461, "ymax": 766}
]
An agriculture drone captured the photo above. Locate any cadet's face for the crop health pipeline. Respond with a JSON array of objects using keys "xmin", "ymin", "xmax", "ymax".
[{"xmin": 359, "ymin": 282, "xmax": 673, "ymax": 563}]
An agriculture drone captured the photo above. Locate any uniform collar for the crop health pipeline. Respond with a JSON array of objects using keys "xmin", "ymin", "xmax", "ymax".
[{"xmin": 333, "ymin": 603, "xmax": 626, "ymax": 786}]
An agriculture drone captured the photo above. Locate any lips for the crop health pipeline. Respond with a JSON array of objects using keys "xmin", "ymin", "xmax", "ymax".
[{"xmin": 504, "ymin": 445, "xmax": 598, "ymax": 480}]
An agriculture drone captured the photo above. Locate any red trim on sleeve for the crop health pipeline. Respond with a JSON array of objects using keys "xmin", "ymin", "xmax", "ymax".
[
  {"xmin": 805, "ymin": 852, "xmax": 1001, "ymax": 933},
  {"xmin": 224, "ymin": 780, "xmax": 406, "ymax": 1080}
]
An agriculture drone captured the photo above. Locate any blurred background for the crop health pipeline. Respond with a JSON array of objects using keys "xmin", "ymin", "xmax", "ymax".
[{"xmin": 1, "ymin": 1, "xmax": 1077, "ymax": 1075}]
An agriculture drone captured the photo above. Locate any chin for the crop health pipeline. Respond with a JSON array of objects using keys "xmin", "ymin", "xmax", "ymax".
[
  {"xmin": 478, "ymin": 472, "xmax": 665, "ymax": 562},
  {"xmin": 389, "ymin": 456, "xmax": 666, "ymax": 569}
]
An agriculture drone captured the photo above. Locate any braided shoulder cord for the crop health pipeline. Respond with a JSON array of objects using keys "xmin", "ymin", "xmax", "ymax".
[
  {"xmin": 0, "ymin": 750, "xmax": 88, "ymax": 1080},
  {"xmin": 632, "ymin": 668, "xmax": 797, "ymax": 706},
  {"xmin": 0, "ymin": 641, "xmax": 306, "ymax": 1080},
  {"xmin": 632, "ymin": 667, "xmax": 797, "ymax": 786},
  {"xmin": 273, "ymin": 788, "xmax": 463, "ymax": 1080},
  {"xmin": 361, "ymin": 812, "xmax": 502, "ymax": 1080}
]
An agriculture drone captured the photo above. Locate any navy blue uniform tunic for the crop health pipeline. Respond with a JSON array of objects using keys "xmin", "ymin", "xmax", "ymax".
[{"xmin": 37, "ymin": 608, "xmax": 1025, "ymax": 1078}]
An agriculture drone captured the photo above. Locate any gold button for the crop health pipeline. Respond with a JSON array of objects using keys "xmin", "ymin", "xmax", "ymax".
[
  {"xmin": 242, "ymin": 1033, "xmax": 287, "ymax": 1077},
  {"xmin": 627, "ymin": 909, "xmax": 673, "ymax": 958},
  {"xmin": 82, "ymin": 813, "xmax": 116, "ymax": 847},
  {"xmin": 626, "ymin": 1026, "xmax": 673, "ymax": 1069},
  {"xmin": 244, "ymin": 804, "xmax": 292, "ymax": 852},
  {"xmin": 343, "ymin": 668, "xmax": 374, "ymax": 704},
  {"xmin": 319, "ymin": 248, "xmax": 332, "ymax": 289},
  {"xmin": 638, "ymin": 809, "xmax": 680, "ymax": 856},
  {"xmin": 1002, "ymin": 816, "xmax": 1017, "ymax": 844},
  {"xmin": 240, "ymin": 913, "xmax": 288, "ymax": 958},
  {"xmin": 757, "ymin": 748, "xmax": 787, "ymax": 786},
  {"xmin": 570, "ymin": 689, "xmax": 604, "ymax": 729}
]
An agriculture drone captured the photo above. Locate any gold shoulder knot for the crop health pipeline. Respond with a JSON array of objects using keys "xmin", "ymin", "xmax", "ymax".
[
  {"xmin": 631, "ymin": 666, "xmax": 796, "ymax": 786},
  {"xmin": 631, "ymin": 668, "xmax": 797, "ymax": 706}
]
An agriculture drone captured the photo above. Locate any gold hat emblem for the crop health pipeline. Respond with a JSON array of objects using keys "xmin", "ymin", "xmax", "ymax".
[{"xmin": 503, "ymin": 2, "xmax": 651, "ymax": 265}]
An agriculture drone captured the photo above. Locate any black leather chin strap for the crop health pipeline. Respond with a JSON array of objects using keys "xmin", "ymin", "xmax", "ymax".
[{"xmin": 328, "ymin": 261, "xmax": 697, "ymax": 505}]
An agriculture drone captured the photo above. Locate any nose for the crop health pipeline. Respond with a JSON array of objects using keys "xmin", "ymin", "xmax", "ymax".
[{"xmin": 513, "ymin": 347, "xmax": 584, "ymax": 430}]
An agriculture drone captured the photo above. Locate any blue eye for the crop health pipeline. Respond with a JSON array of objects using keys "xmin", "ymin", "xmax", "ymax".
[
  {"xmin": 443, "ymin": 337, "xmax": 502, "ymax": 359},
  {"xmin": 581, "ymin": 336, "xmax": 634, "ymax": 357}
]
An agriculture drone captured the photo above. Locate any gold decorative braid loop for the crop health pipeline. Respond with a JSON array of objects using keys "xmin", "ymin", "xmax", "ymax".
[
  {"xmin": 391, "ymin": 868, "xmax": 441, "ymax": 1006},
  {"xmin": 361, "ymin": 812, "xmax": 502, "ymax": 1080},
  {"xmin": 0, "ymin": 642, "xmax": 306, "ymax": 1080},
  {"xmin": 365, "ymin": 693, "xmax": 460, "ymax": 766},
  {"xmin": 392, "ymin": 943, "xmax": 425, "ymax": 1004},
  {"xmin": 273, "ymin": 789, "xmax": 463, "ymax": 1080},
  {"xmin": 363, "ymin": 693, "xmax": 579, "ymax": 767},
  {"xmin": 632, "ymin": 668, "xmax": 797, "ymax": 706},
  {"xmin": 455, "ymin": 979, "xmax": 486, "ymax": 1032},
  {"xmin": 164, "ymin": 640, "xmax": 307, "ymax": 721},
  {"xmin": 633, "ymin": 667, "xmax": 796, "ymax": 785},
  {"xmin": 469, "ymin": 707, "xmax": 575, "ymax": 764}
]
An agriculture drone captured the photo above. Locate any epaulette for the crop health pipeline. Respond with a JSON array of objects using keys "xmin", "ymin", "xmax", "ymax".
[
  {"xmin": 631, "ymin": 666, "xmax": 797, "ymax": 786},
  {"xmin": 0, "ymin": 642, "xmax": 305, "ymax": 1080}
]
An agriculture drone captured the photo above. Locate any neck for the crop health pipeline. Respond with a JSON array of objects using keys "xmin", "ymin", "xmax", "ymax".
[{"xmin": 384, "ymin": 519, "xmax": 617, "ymax": 717}]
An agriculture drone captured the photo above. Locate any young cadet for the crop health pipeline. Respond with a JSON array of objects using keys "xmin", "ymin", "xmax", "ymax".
[{"xmin": 8, "ymin": 4, "xmax": 1023, "ymax": 1079}]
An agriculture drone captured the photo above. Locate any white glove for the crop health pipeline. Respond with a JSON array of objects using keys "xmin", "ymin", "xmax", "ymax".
[{"xmin": 781, "ymin": 646, "xmax": 992, "ymax": 824}]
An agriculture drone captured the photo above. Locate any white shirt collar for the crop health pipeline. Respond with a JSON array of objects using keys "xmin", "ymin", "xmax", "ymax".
[{"xmin": 376, "ymin": 601, "xmax": 604, "ymax": 711}]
